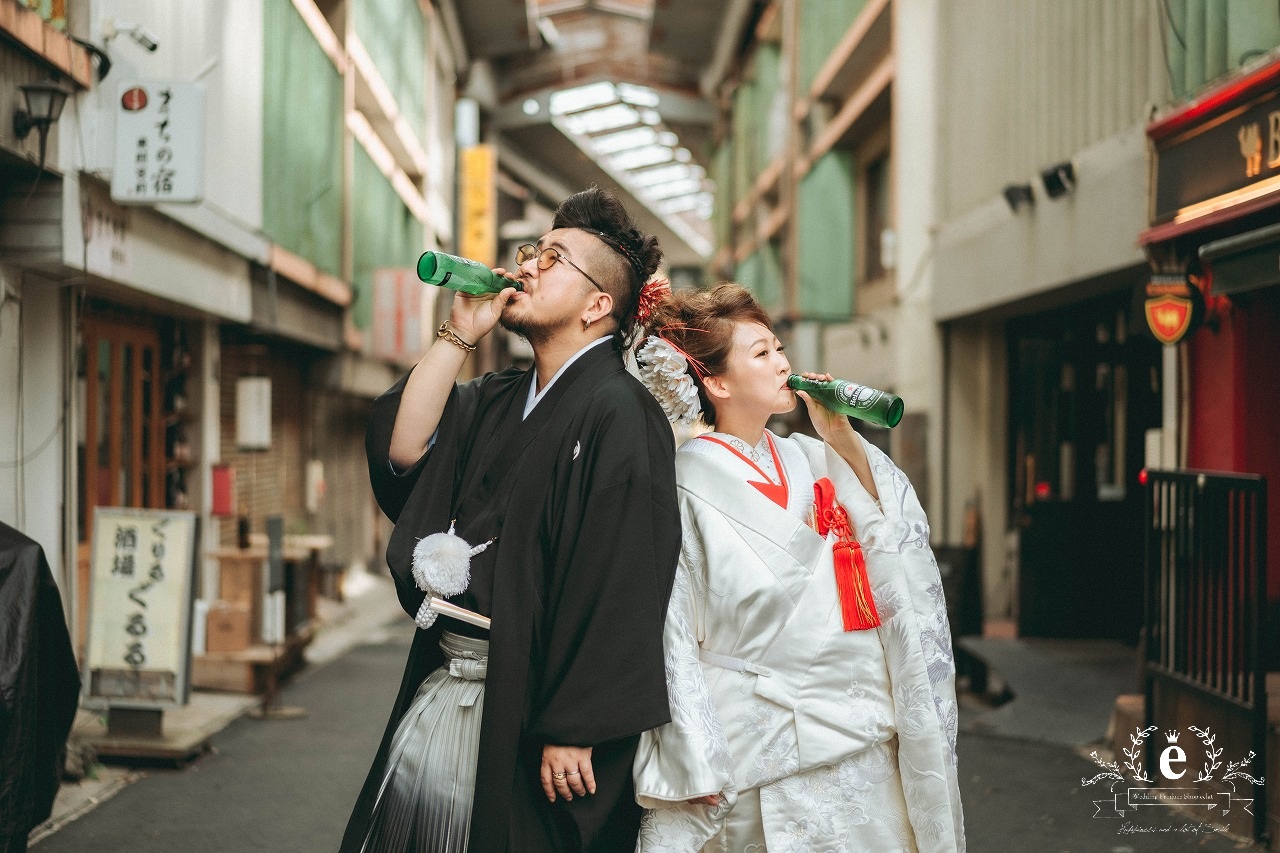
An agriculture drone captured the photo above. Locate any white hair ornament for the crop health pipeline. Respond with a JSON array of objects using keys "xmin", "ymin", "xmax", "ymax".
[{"xmin": 635, "ymin": 336, "xmax": 703, "ymax": 426}]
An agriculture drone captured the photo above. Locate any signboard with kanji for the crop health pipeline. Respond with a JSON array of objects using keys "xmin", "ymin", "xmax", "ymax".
[
  {"xmin": 372, "ymin": 268, "xmax": 427, "ymax": 365},
  {"xmin": 85, "ymin": 508, "xmax": 198, "ymax": 708},
  {"xmin": 459, "ymin": 144, "xmax": 496, "ymax": 267},
  {"xmin": 110, "ymin": 81, "xmax": 205, "ymax": 204}
]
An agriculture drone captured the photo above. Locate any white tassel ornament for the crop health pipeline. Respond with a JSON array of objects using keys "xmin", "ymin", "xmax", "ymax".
[{"xmin": 410, "ymin": 521, "xmax": 494, "ymax": 630}]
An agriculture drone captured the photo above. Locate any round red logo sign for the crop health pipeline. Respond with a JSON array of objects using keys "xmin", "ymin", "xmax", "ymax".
[{"xmin": 121, "ymin": 87, "xmax": 148, "ymax": 111}]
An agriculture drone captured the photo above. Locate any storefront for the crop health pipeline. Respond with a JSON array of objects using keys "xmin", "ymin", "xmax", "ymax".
[
  {"xmin": 1140, "ymin": 55, "xmax": 1280, "ymax": 645},
  {"xmin": 1138, "ymin": 55, "xmax": 1280, "ymax": 845},
  {"xmin": 1007, "ymin": 286, "xmax": 1162, "ymax": 642}
]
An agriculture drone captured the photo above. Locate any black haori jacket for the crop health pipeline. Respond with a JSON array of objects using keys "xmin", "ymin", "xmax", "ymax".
[
  {"xmin": 342, "ymin": 341, "xmax": 680, "ymax": 852},
  {"xmin": 0, "ymin": 522, "xmax": 80, "ymax": 847}
]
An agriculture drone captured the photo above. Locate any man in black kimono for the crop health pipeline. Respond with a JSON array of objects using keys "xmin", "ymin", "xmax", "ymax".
[{"xmin": 342, "ymin": 188, "xmax": 680, "ymax": 852}]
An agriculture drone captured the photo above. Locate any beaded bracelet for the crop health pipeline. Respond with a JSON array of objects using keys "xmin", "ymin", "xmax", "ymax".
[{"xmin": 436, "ymin": 321, "xmax": 476, "ymax": 353}]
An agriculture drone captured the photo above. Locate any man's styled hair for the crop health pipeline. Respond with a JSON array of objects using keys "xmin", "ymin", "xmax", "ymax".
[{"xmin": 552, "ymin": 187, "xmax": 663, "ymax": 346}]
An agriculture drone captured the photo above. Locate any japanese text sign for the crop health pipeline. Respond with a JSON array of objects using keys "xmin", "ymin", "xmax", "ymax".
[
  {"xmin": 111, "ymin": 81, "xmax": 205, "ymax": 204},
  {"xmin": 85, "ymin": 508, "xmax": 198, "ymax": 708}
]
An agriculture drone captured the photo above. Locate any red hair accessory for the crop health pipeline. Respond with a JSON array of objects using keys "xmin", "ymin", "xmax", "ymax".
[{"xmin": 634, "ymin": 277, "xmax": 672, "ymax": 328}]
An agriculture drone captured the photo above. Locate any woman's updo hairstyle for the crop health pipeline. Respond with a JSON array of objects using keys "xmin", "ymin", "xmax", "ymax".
[{"xmin": 644, "ymin": 282, "xmax": 773, "ymax": 427}]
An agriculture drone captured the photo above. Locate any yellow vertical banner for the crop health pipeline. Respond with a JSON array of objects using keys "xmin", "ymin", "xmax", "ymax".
[{"xmin": 459, "ymin": 144, "xmax": 497, "ymax": 267}]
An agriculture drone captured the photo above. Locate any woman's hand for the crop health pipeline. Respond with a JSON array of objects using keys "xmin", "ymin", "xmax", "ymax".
[
  {"xmin": 446, "ymin": 267, "xmax": 521, "ymax": 343},
  {"xmin": 795, "ymin": 372, "xmax": 858, "ymax": 449},
  {"xmin": 687, "ymin": 794, "xmax": 720, "ymax": 806},
  {"xmin": 796, "ymin": 372, "xmax": 880, "ymax": 501},
  {"xmin": 541, "ymin": 744, "xmax": 595, "ymax": 802}
]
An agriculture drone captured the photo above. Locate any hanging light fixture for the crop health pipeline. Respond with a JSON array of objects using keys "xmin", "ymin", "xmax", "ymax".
[{"xmin": 13, "ymin": 79, "xmax": 72, "ymax": 170}]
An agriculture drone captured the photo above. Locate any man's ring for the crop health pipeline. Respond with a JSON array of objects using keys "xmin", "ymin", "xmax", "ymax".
[
  {"xmin": 553, "ymin": 772, "xmax": 566, "ymax": 780},
  {"xmin": 566, "ymin": 770, "xmax": 580, "ymax": 776}
]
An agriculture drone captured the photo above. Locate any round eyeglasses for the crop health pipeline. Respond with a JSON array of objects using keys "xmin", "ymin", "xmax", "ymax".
[{"xmin": 515, "ymin": 244, "xmax": 604, "ymax": 292}]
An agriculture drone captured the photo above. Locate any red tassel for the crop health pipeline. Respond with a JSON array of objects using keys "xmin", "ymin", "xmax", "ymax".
[
  {"xmin": 833, "ymin": 541, "xmax": 880, "ymax": 630},
  {"xmin": 816, "ymin": 477, "xmax": 879, "ymax": 631}
]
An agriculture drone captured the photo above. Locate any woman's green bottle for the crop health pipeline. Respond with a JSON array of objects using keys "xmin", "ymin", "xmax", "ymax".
[
  {"xmin": 787, "ymin": 374, "xmax": 904, "ymax": 428},
  {"xmin": 417, "ymin": 251, "xmax": 520, "ymax": 295}
]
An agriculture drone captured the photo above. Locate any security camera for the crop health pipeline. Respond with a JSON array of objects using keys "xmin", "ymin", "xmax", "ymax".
[
  {"xmin": 129, "ymin": 25, "xmax": 160, "ymax": 52},
  {"xmin": 103, "ymin": 20, "xmax": 159, "ymax": 52}
]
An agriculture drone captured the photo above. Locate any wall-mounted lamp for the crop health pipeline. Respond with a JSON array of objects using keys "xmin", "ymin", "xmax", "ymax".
[
  {"xmin": 1002, "ymin": 182, "xmax": 1035, "ymax": 212},
  {"xmin": 1040, "ymin": 161, "xmax": 1075, "ymax": 198},
  {"xmin": 13, "ymin": 80, "xmax": 71, "ymax": 170}
]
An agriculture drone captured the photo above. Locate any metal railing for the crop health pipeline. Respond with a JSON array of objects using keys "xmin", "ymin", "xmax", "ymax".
[{"xmin": 1143, "ymin": 469, "xmax": 1268, "ymax": 842}]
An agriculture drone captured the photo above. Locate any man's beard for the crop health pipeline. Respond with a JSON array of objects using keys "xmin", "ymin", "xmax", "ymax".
[{"xmin": 499, "ymin": 306, "xmax": 573, "ymax": 348}]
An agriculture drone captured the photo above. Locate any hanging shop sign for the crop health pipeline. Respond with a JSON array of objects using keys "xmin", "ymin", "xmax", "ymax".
[
  {"xmin": 85, "ymin": 508, "xmax": 198, "ymax": 708},
  {"xmin": 459, "ymin": 144, "xmax": 497, "ymax": 267},
  {"xmin": 1147, "ymin": 61, "xmax": 1280, "ymax": 228},
  {"xmin": 111, "ymin": 81, "xmax": 206, "ymax": 204},
  {"xmin": 1142, "ymin": 275, "xmax": 1205, "ymax": 345},
  {"xmin": 372, "ymin": 267, "xmax": 426, "ymax": 366}
]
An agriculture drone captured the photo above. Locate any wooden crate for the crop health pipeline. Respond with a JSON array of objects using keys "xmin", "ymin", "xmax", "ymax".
[{"xmin": 205, "ymin": 603, "xmax": 253, "ymax": 653}]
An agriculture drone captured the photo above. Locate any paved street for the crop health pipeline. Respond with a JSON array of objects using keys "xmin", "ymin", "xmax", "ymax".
[
  {"xmin": 33, "ymin": 627, "xmax": 409, "ymax": 853},
  {"xmin": 958, "ymin": 732, "xmax": 1249, "ymax": 852},
  {"xmin": 33, "ymin": 626, "xmax": 1255, "ymax": 852}
]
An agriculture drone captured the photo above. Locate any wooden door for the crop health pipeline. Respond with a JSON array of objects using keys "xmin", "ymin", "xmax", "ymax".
[{"xmin": 76, "ymin": 316, "xmax": 166, "ymax": 652}]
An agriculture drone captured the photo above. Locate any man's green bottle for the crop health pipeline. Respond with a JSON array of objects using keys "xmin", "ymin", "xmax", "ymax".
[
  {"xmin": 787, "ymin": 374, "xmax": 904, "ymax": 428},
  {"xmin": 417, "ymin": 251, "xmax": 520, "ymax": 295}
]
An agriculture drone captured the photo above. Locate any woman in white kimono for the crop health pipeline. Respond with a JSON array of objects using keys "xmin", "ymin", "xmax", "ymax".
[{"xmin": 630, "ymin": 284, "xmax": 965, "ymax": 852}]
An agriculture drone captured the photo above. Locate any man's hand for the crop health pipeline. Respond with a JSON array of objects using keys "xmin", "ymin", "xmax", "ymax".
[
  {"xmin": 447, "ymin": 268, "xmax": 520, "ymax": 343},
  {"xmin": 540, "ymin": 744, "xmax": 595, "ymax": 802}
]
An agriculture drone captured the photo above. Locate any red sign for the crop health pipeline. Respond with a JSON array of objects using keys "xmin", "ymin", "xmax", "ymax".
[
  {"xmin": 1142, "ymin": 276, "xmax": 1204, "ymax": 345},
  {"xmin": 121, "ymin": 87, "xmax": 148, "ymax": 111}
]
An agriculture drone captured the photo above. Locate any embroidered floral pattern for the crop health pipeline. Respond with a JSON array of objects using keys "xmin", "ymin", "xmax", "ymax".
[{"xmin": 635, "ymin": 435, "xmax": 965, "ymax": 852}]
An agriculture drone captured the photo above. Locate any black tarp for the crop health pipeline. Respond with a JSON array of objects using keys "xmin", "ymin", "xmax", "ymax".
[{"xmin": 0, "ymin": 522, "xmax": 80, "ymax": 852}]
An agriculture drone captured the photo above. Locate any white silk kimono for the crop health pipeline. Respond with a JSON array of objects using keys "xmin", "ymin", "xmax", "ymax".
[{"xmin": 633, "ymin": 431, "xmax": 965, "ymax": 852}]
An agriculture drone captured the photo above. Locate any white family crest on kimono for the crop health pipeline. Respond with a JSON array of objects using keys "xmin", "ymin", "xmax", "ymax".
[{"xmin": 633, "ymin": 431, "xmax": 965, "ymax": 852}]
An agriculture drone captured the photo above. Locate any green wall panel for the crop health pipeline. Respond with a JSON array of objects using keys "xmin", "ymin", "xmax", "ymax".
[
  {"xmin": 799, "ymin": 0, "xmax": 865, "ymax": 93},
  {"xmin": 352, "ymin": 147, "xmax": 423, "ymax": 330},
  {"xmin": 735, "ymin": 241, "xmax": 783, "ymax": 315},
  {"xmin": 754, "ymin": 44, "xmax": 782, "ymax": 165},
  {"xmin": 1165, "ymin": 0, "xmax": 1280, "ymax": 99},
  {"xmin": 712, "ymin": 142, "xmax": 733, "ymax": 250},
  {"xmin": 354, "ymin": 0, "xmax": 427, "ymax": 141},
  {"xmin": 731, "ymin": 82, "xmax": 757, "ymax": 203},
  {"xmin": 263, "ymin": 0, "xmax": 343, "ymax": 277},
  {"xmin": 796, "ymin": 150, "xmax": 855, "ymax": 320}
]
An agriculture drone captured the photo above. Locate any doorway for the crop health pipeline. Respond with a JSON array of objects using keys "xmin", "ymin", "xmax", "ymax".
[
  {"xmin": 75, "ymin": 312, "xmax": 170, "ymax": 652},
  {"xmin": 1009, "ymin": 289, "xmax": 1162, "ymax": 642}
]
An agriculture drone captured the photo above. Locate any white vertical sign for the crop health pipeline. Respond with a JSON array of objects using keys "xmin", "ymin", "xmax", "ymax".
[
  {"xmin": 111, "ymin": 81, "xmax": 206, "ymax": 204},
  {"xmin": 86, "ymin": 508, "xmax": 198, "ymax": 708}
]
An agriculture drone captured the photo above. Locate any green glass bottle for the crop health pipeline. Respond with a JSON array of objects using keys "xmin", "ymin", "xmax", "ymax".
[
  {"xmin": 787, "ymin": 374, "xmax": 905, "ymax": 428},
  {"xmin": 417, "ymin": 251, "xmax": 520, "ymax": 295}
]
